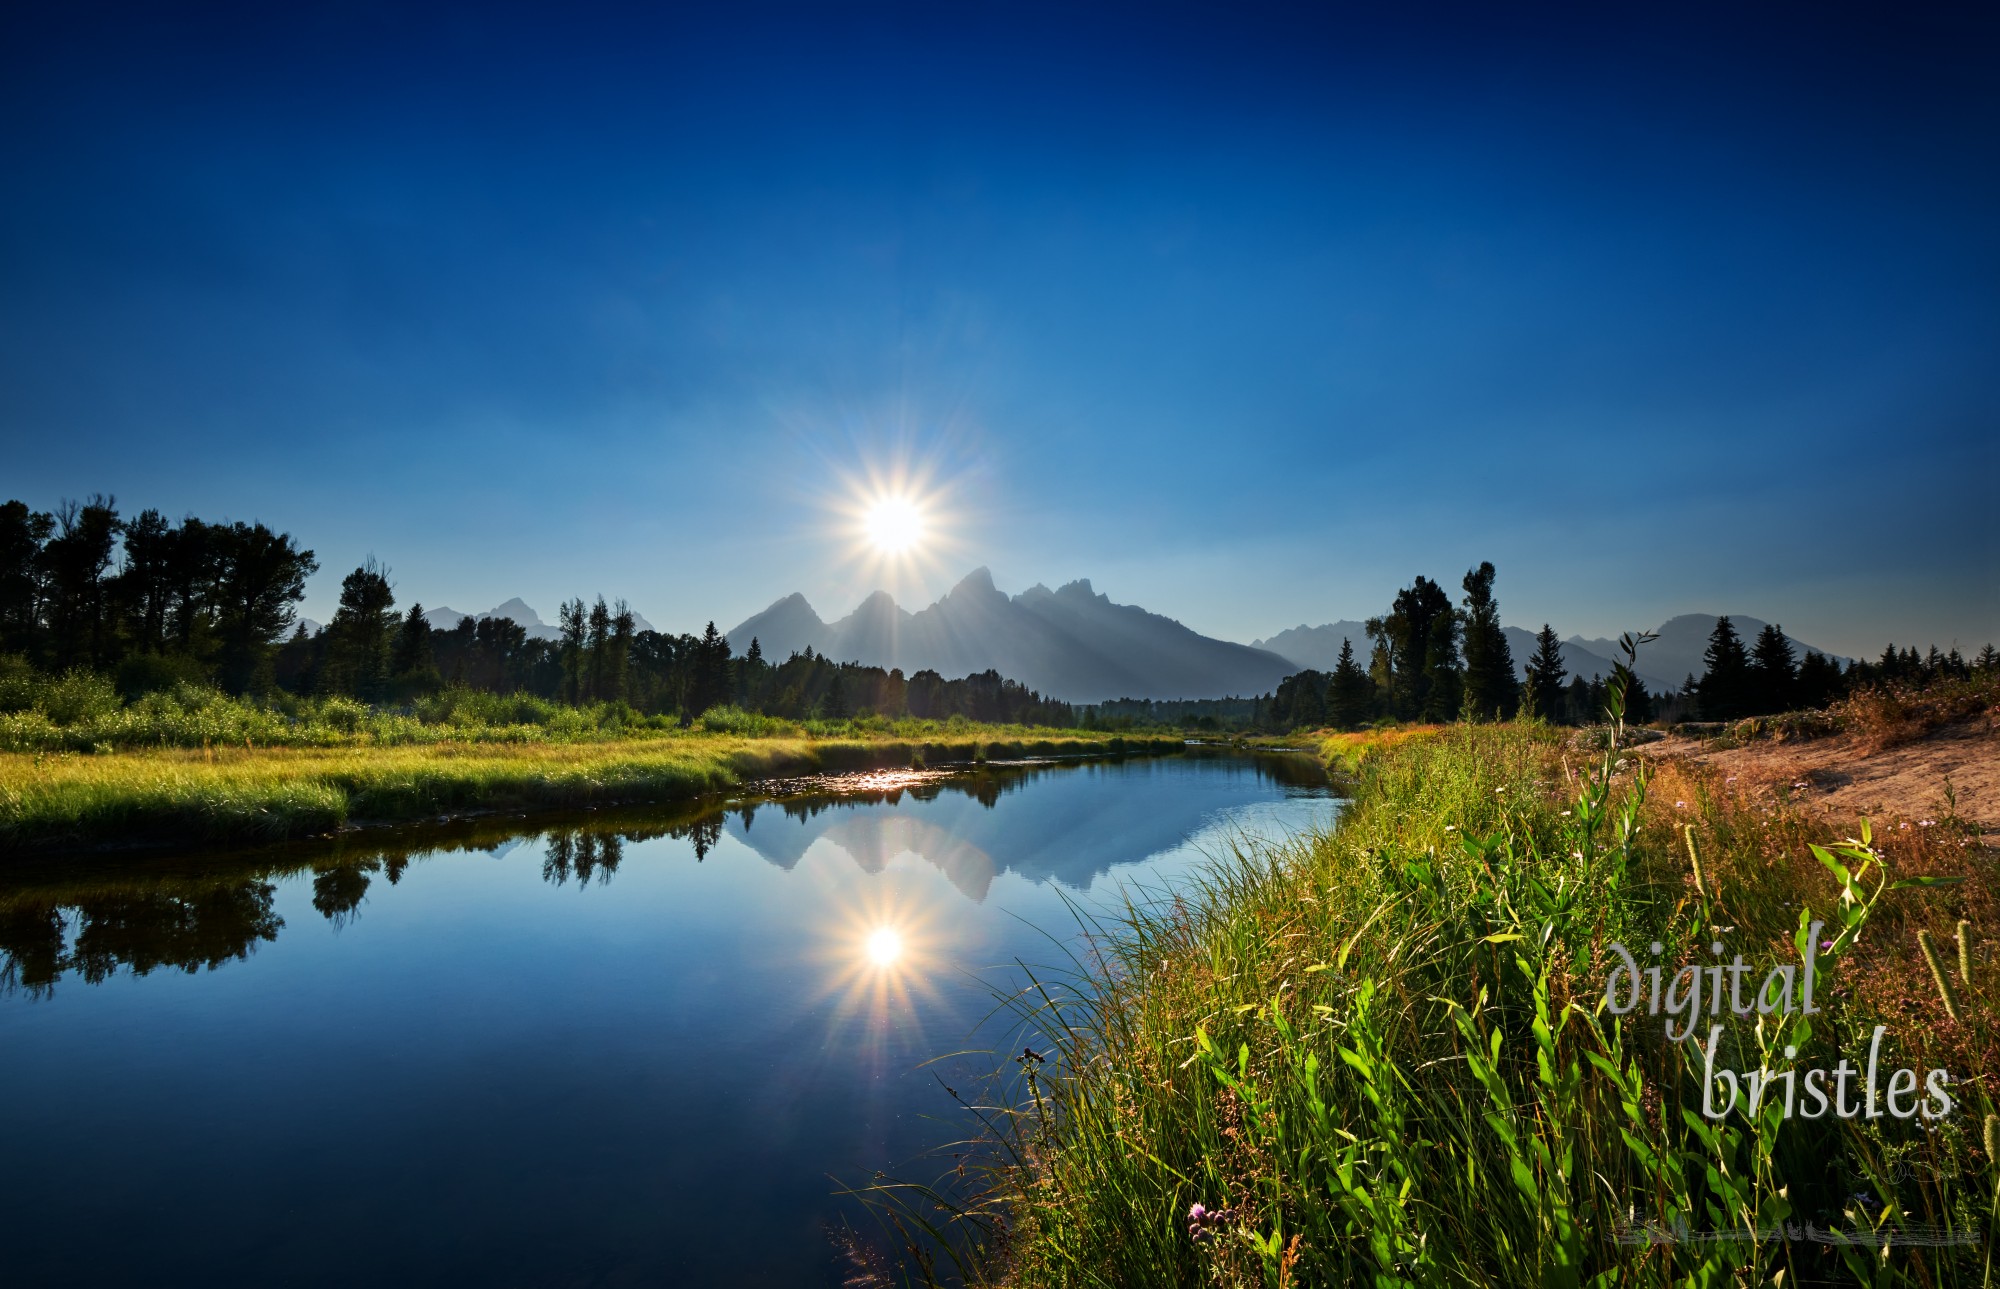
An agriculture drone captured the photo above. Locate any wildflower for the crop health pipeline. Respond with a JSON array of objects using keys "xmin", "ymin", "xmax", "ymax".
[
  {"xmin": 1822, "ymin": 939, "xmax": 1835, "ymax": 952},
  {"xmin": 1443, "ymin": 825, "xmax": 1457, "ymax": 832},
  {"xmin": 1726, "ymin": 775, "xmax": 1737, "ymax": 783},
  {"xmin": 1187, "ymin": 1203, "xmax": 1235, "ymax": 1242},
  {"xmin": 1674, "ymin": 801, "xmax": 1687, "ymax": 809},
  {"xmin": 1917, "ymin": 819, "xmax": 1935, "ymax": 827}
]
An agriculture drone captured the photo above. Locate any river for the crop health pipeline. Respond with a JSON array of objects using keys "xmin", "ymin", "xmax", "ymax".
[{"xmin": 0, "ymin": 748, "xmax": 1336, "ymax": 1286}]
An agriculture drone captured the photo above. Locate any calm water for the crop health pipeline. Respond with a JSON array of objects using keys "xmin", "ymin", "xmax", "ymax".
[{"xmin": 0, "ymin": 750, "xmax": 1335, "ymax": 1286}]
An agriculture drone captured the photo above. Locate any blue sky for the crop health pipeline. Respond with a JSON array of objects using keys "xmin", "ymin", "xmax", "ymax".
[{"xmin": 3, "ymin": 2, "xmax": 1994, "ymax": 656}]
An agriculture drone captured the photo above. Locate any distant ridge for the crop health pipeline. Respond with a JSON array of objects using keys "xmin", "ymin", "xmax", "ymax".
[
  {"xmin": 1251, "ymin": 621, "xmax": 1647, "ymax": 688},
  {"xmin": 420, "ymin": 598, "xmax": 655, "ymax": 642},
  {"xmin": 1252, "ymin": 615, "xmax": 1848, "ymax": 694},
  {"xmin": 727, "ymin": 570, "xmax": 1296, "ymax": 703}
]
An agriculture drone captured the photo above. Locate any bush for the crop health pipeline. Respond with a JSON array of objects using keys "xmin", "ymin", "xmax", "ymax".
[
  {"xmin": 36, "ymin": 670, "xmax": 123, "ymax": 725},
  {"xmin": 114, "ymin": 651, "xmax": 212, "ymax": 698},
  {"xmin": 0, "ymin": 654, "xmax": 35, "ymax": 713}
]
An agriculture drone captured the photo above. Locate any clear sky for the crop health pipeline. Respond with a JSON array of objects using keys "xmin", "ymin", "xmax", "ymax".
[{"xmin": 3, "ymin": 2, "xmax": 1994, "ymax": 657}]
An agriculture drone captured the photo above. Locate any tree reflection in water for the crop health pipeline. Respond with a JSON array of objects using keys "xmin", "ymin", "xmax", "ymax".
[
  {"xmin": 0, "ymin": 880, "xmax": 284, "ymax": 997},
  {"xmin": 0, "ymin": 751, "xmax": 1330, "ymax": 996}
]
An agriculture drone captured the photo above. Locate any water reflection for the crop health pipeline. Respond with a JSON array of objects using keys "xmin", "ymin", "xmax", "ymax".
[
  {"xmin": 0, "ymin": 751, "xmax": 1335, "ymax": 1287},
  {"xmin": 0, "ymin": 751, "xmax": 1327, "ymax": 997}
]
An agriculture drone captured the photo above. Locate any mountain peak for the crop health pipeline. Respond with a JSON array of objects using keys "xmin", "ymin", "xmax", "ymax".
[
  {"xmin": 949, "ymin": 566, "xmax": 999, "ymax": 596},
  {"xmin": 728, "ymin": 571, "xmax": 1294, "ymax": 701},
  {"xmin": 483, "ymin": 597, "xmax": 544, "ymax": 627}
]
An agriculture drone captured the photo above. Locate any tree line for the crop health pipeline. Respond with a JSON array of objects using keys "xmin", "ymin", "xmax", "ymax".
[
  {"xmin": 1256, "ymin": 566, "xmax": 1995, "ymax": 733},
  {"xmin": 1261, "ymin": 561, "xmax": 1560, "ymax": 731},
  {"xmin": 1, "ymin": 494, "xmax": 1074, "ymax": 726},
  {"xmin": 1679, "ymin": 615, "xmax": 1995, "ymax": 722}
]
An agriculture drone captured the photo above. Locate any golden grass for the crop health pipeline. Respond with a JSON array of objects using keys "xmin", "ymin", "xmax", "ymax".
[{"xmin": 0, "ymin": 729, "xmax": 1173, "ymax": 854}]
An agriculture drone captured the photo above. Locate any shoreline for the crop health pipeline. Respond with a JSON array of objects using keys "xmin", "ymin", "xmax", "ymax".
[{"xmin": 0, "ymin": 730, "xmax": 1183, "ymax": 860}]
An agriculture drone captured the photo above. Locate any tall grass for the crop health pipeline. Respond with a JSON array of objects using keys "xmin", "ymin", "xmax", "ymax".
[
  {"xmin": 902, "ymin": 645, "xmax": 1994, "ymax": 1286},
  {"xmin": 0, "ymin": 730, "xmax": 1177, "ymax": 854}
]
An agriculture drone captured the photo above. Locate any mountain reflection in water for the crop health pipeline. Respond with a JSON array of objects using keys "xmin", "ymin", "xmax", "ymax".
[
  {"xmin": 0, "ymin": 750, "xmax": 1335, "ymax": 1287},
  {"xmin": 0, "ymin": 751, "xmax": 1328, "ymax": 998}
]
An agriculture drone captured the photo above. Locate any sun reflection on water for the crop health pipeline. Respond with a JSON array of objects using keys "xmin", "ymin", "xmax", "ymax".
[{"xmin": 864, "ymin": 927, "xmax": 903, "ymax": 967}]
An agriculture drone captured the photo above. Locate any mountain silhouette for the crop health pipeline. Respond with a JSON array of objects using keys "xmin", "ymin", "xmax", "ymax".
[
  {"xmin": 422, "ymin": 598, "xmax": 653, "ymax": 641},
  {"xmin": 728, "ymin": 569, "xmax": 1295, "ymax": 702},
  {"xmin": 1252, "ymin": 615, "xmax": 1846, "ymax": 694}
]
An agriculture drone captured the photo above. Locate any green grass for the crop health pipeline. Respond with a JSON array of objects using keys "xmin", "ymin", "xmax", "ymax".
[
  {"xmin": 0, "ymin": 727, "xmax": 1176, "ymax": 854},
  {"xmin": 892, "ymin": 717, "xmax": 1996, "ymax": 1287},
  {"xmin": 0, "ymin": 665, "xmax": 1124, "ymax": 754}
]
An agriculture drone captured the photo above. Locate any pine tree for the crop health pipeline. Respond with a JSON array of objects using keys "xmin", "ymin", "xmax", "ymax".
[
  {"xmin": 558, "ymin": 598, "xmax": 587, "ymax": 704},
  {"xmin": 1696, "ymin": 616, "xmax": 1751, "ymax": 720},
  {"xmin": 1796, "ymin": 651, "xmax": 1843, "ymax": 710},
  {"xmin": 1327, "ymin": 637, "xmax": 1374, "ymax": 729},
  {"xmin": 1748, "ymin": 623, "xmax": 1797, "ymax": 714},
  {"xmin": 392, "ymin": 604, "xmax": 434, "ymax": 679},
  {"xmin": 324, "ymin": 559, "xmax": 396, "ymax": 701},
  {"xmin": 688, "ymin": 622, "xmax": 731, "ymax": 718},
  {"xmin": 1457, "ymin": 560, "xmax": 1518, "ymax": 721},
  {"xmin": 1627, "ymin": 678, "xmax": 1656, "ymax": 724},
  {"xmin": 1522, "ymin": 624, "xmax": 1567, "ymax": 723},
  {"xmin": 611, "ymin": 602, "xmax": 635, "ymax": 701},
  {"xmin": 586, "ymin": 597, "xmax": 611, "ymax": 701}
]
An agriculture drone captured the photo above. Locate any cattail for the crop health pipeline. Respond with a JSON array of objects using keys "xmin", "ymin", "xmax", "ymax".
[
  {"xmin": 1956, "ymin": 919, "xmax": 1975, "ymax": 991},
  {"xmin": 1918, "ymin": 930, "xmax": 1962, "ymax": 1023}
]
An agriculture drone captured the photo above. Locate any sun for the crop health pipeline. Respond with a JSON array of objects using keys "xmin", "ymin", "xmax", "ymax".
[{"xmin": 864, "ymin": 496, "xmax": 926, "ymax": 554}]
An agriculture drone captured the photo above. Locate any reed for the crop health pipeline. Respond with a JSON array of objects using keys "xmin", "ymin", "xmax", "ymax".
[{"xmin": 900, "ymin": 646, "xmax": 1994, "ymax": 1287}]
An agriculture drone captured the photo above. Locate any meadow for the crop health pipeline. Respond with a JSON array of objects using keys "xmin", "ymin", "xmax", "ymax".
[
  {"xmin": 0, "ymin": 672, "xmax": 1173, "ymax": 853},
  {"xmin": 888, "ymin": 658, "xmax": 1997, "ymax": 1287}
]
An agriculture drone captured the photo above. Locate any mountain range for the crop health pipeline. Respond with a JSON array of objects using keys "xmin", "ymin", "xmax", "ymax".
[
  {"xmin": 345, "ymin": 573, "xmax": 1848, "ymax": 706},
  {"xmin": 420, "ymin": 599, "xmax": 656, "ymax": 642},
  {"xmin": 727, "ymin": 568, "xmax": 1296, "ymax": 703},
  {"xmin": 1251, "ymin": 616, "xmax": 1846, "ymax": 695}
]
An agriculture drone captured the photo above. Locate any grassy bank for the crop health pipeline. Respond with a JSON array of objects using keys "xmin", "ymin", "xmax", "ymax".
[
  {"xmin": 0, "ymin": 727, "xmax": 1177, "ymax": 855},
  {"xmin": 921, "ymin": 710, "xmax": 1994, "ymax": 1285}
]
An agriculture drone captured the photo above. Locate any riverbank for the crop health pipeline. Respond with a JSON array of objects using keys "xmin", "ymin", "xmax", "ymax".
[
  {"xmin": 954, "ymin": 721, "xmax": 1993, "ymax": 1287},
  {"xmin": 0, "ymin": 728, "xmax": 1178, "ymax": 856}
]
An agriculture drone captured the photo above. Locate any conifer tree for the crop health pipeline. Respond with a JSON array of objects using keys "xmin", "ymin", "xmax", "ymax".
[
  {"xmin": 1457, "ymin": 561, "xmax": 1518, "ymax": 721},
  {"xmin": 586, "ymin": 596, "xmax": 611, "ymax": 701},
  {"xmin": 1522, "ymin": 624, "xmax": 1567, "ymax": 722},
  {"xmin": 1796, "ymin": 650, "xmax": 1843, "ymax": 710},
  {"xmin": 324, "ymin": 559, "xmax": 396, "ymax": 701},
  {"xmin": 1327, "ymin": 637, "xmax": 1374, "ymax": 729},
  {"xmin": 392, "ymin": 604, "xmax": 434, "ymax": 680},
  {"xmin": 1749, "ymin": 622, "xmax": 1797, "ymax": 714},
  {"xmin": 558, "ymin": 598, "xmax": 587, "ymax": 704},
  {"xmin": 1696, "ymin": 615, "xmax": 1751, "ymax": 720},
  {"xmin": 608, "ymin": 600, "xmax": 634, "ymax": 703}
]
